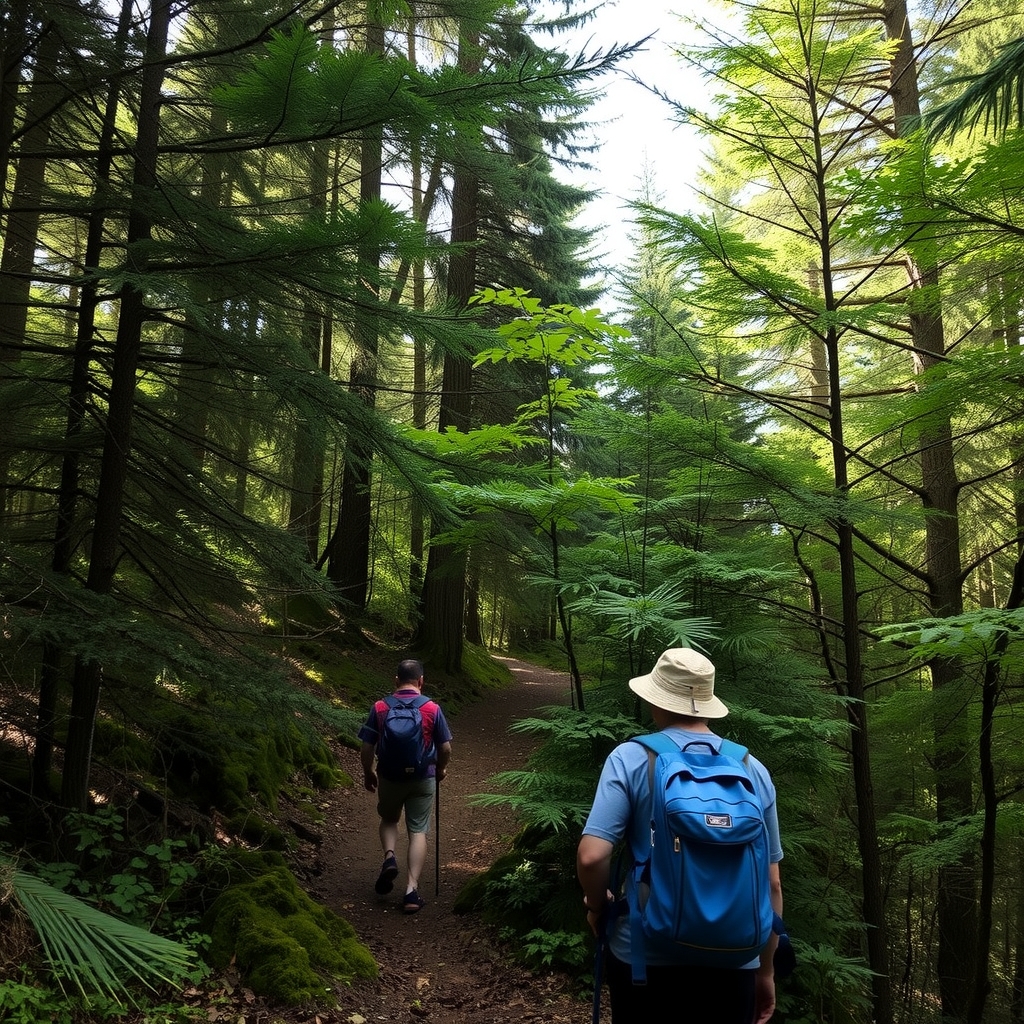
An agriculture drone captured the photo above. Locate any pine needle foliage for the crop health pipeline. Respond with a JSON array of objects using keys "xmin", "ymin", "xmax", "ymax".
[{"xmin": 927, "ymin": 34, "xmax": 1024, "ymax": 140}]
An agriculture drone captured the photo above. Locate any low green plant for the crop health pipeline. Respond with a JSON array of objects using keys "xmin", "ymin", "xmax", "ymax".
[
  {"xmin": 516, "ymin": 928, "xmax": 588, "ymax": 972},
  {"xmin": 0, "ymin": 978, "xmax": 203, "ymax": 1024},
  {"xmin": 33, "ymin": 810, "xmax": 208, "ymax": 941},
  {"xmin": 135, "ymin": 1001, "xmax": 204, "ymax": 1024},
  {"xmin": 0, "ymin": 979, "xmax": 74, "ymax": 1024},
  {"xmin": 484, "ymin": 859, "xmax": 543, "ymax": 911},
  {"xmin": 471, "ymin": 704, "xmax": 639, "ymax": 834},
  {"xmin": 778, "ymin": 942, "xmax": 874, "ymax": 1024},
  {"xmin": 5, "ymin": 858, "xmax": 199, "ymax": 1002},
  {"xmin": 458, "ymin": 702, "xmax": 637, "ymax": 981}
]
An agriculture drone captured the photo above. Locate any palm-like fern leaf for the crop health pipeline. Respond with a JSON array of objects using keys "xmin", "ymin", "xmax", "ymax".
[{"xmin": 4, "ymin": 859, "xmax": 195, "ymax": 1002}]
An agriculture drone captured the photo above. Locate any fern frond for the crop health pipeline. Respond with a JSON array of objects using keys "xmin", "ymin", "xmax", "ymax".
[{"xmin": 7, "ymin": 860, "xmax": 195, "ymax": 1003}]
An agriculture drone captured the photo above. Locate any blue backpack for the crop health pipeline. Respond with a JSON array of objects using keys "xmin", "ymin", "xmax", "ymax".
[
  {"xmin": 376, "ymin": 694, "xmax": 431, "ymax": 781},
  {"xmin": 626, "ymin": 733, "xmax": 774, "ymax": 981}
]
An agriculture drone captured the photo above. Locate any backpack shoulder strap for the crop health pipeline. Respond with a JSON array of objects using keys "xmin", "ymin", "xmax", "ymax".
[
  {"xmin": 636, "ymin": 733, "xmax": 744, "ymax": 759},
  {"xmin": 630, "ymin": 732, "xmax": 680, "ymax": 757},
  {"xmin": 718, "ymin": 738, "xmax": 749, "ymax": 762}
]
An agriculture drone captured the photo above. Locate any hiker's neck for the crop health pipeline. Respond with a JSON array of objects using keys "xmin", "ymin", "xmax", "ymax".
[
  {"xmin": 395, "ymin": 677, "xmax": 423, "ymax": 692},
  {"xmin": 650, "ymin": 707, "xmax": 712, "ymax": 732}
]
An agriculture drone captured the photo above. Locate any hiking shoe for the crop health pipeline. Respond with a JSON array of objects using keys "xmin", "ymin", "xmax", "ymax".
[
  {"xmin": 402, "ymin": 889, "xmax": 425, "ymax": 914},
  {"xmin": 374, "ymin": 854, "xmax": 399, "ymax": 895}
]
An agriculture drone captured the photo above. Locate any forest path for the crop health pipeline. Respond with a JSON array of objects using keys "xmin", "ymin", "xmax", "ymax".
[{"xmin": 311, "ymin": 657, "xmax": 588, "ymax": 1024}]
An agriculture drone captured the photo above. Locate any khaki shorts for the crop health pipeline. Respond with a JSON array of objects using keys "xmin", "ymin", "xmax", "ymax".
[{"xmin": 377, "ymin": 776, "xmax": 435, "ymax": 833}]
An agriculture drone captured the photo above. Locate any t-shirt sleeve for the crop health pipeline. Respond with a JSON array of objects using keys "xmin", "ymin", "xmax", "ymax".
[
  {"xmin": 429, "ymin": 704, "xmax": 453, "ymax": 745},
  {"xmin": 357, "ymin": 703, "xmax": 382, "ymax": 746},
  {"xmin": 749, "ymin": 755, "xmax": 783, "ymax": 864},
  {"xmin": 581, "ymin": 745, "xmax": 636, "ymax": 845}
]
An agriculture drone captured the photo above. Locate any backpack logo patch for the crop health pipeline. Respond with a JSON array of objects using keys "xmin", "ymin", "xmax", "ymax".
[{"xmin": 705, "ymin": 813, "xmax": 733, "ymax": 828}]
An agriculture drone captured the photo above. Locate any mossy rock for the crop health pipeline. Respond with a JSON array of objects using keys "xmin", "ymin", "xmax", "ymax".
[
  {"xmin": 203, "ymin": 864, "xmax": 376, "ymax": 1003},
  {"xmin": 157, "ymin": 707, "xmax": 337, "ymax": 816},
  {"xmin": 91, "ymin": 716, "xmax": 152, "ymax": 769}
]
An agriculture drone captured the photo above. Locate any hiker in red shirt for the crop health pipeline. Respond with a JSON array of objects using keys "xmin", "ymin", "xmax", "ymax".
[{"xmin": 359, "ymin": 659, "xmax": 452, "ymax": 914}]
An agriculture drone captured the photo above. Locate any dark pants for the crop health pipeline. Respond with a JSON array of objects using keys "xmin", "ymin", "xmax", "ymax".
[{"xmin": 606, "ymin": 950, "xmax": 756, "ymax": 1023}]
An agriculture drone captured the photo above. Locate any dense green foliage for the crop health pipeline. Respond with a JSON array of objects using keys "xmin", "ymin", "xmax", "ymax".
[{"xmin": 4, "ymin": 0, "xmax": 1024, "ymax": 1021}]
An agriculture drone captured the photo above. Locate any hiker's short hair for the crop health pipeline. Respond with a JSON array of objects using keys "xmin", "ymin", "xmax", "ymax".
[{"xmin": 397, "ymin": 659, "xmax": 424, "ymax": 682}]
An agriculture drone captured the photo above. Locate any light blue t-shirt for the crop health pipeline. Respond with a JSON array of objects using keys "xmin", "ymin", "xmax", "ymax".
[{"xmin": 582, "ymin": 726, "xmax": 783, "ymax": 967}]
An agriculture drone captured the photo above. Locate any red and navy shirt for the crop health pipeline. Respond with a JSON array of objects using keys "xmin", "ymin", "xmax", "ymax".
[{"xmin": 358, "ymin": 688, "xmax": 453, "ymax": 780}]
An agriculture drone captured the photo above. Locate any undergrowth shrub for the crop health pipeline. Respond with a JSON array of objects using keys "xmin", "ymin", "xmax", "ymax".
[
  {"xmin": 32, "ymin": 806, "xmax": 215, "ymax": 946},
  {"xmin": 457, "ymin": 700, "xmax": 638, "ymax": 976},
  {"xmin": 0, "ymin": 978, "xmax": 75, "ymax": 1024}
]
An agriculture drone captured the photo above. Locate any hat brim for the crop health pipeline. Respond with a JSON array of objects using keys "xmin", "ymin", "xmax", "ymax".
[{"xmin": 628, "ymin": 674, "xmax": 729, "ymax": 718}]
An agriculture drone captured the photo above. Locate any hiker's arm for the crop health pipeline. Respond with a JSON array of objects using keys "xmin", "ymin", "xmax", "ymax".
[
  {"xmin": 753, "ymin": 861, "xmax": 783, "ymax": 1024},
  {"xmin": 435, "ymin": 741, "xmax": 451, "ymax": 781},
  {"xmin": 360, "ymin": 742, "xmax": 377, "ymax": 792},
  {"xmin": 577, "ymin": 835, "xmax": 615, "ymax": 936}
]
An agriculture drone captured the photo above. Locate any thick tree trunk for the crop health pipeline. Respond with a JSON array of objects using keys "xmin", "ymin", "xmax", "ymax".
[
  {"xmin": 407, "ymin": 15, "xmax": 429, "ymax": 601},
  {"xmin": 413, "ymin": 24, "xmax": 480, "ymax": 671},
  {"xmin": 882, "ymin": 3, "xmax": 975, "ymax": 1016}
]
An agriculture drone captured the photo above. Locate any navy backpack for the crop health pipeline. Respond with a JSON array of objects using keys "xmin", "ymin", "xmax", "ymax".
[{"xmin": 376, "ymin": 694, "xmax": 430, "ymax": 780}]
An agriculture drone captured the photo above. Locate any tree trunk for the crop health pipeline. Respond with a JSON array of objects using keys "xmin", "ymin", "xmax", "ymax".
[
  {"xmin": 175, "ymin": 91, "xmax": 228, "ymax": 473},
  {"xmin": 61, "ymin": 0, "xmax": 171, "ymax": 811},
  {"xmin": 881, "ymin": 3, "xmax": 975, "ymax": 1016},
  {"xmin": 327, "ymin": 2, "xmax": 383, "ymax": 606},
  {"xmin": 407, "ymin": 13, "xmax": 428, "ymax": 602},
  {"xmin": 801, "ymin": 35, "xmax": 893, "ymax": 1019},
  {"xmin": 465, "ymin": 571, "xmax": 482, "ymax": 645},
  {"xmin": 33, "ymin": 0, "xmax": 134, "ymax": 796},
  {"xmin": 288, "ymin": 300, "xmax": 326, "ymax": 560},
  {"xmin": 0, "ymin": 23, "xmax": 60, "ymax": 524},
  {"xmin": 826, "ymin": 328, "xmax": 893, "ymax": 1024},
  {"xmin": 414, "ymin": 23, "xmax": 480, "ymax": 671},
  {"xmin": 0, "ymin": 0, "xmax": 30, "ymax": 196}
]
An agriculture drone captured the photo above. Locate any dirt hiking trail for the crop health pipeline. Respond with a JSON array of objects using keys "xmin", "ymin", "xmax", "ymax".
[{"xmin": 309, "ymin": 657, "xmax": 590, "ymax": 1024}]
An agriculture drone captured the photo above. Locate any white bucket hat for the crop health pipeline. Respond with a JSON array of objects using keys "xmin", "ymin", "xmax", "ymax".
[{"xmin": 628, "ymin": 648, "xmax": 729, "ymax": 719}]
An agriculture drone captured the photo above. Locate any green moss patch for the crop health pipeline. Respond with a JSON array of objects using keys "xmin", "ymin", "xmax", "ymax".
[
  {"xmin": 203, "ymin": 864, "xmax": 376, "ymax": 1003},
  {"xmin": 157, "ymin": 707, "xmax": 338, "ymax": 817}
]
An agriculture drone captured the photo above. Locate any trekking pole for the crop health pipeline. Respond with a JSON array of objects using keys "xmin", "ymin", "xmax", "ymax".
[
  {"xmin": 592, "ymin": 853, "xmax": 624, "ymax": 1024},
  {"xmin": 592, "ymin": 917, "xmax": 605, "ymax": 1024},
  {"xmin": 434, "ymin": 776, "xmax": 440, "ymax": 897}
]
